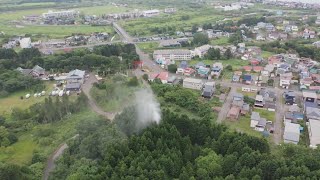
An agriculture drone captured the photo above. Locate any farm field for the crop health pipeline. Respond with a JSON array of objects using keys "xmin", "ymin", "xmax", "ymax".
[{"xmin": 119, "ymin": 7, "xmax": 224, "ymax": 36}]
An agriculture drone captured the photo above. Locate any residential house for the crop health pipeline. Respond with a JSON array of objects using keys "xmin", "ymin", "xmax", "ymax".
[
  {"xmin": 264, "ymin": 64, "xmax": 275, "ymax": 74},
  {"xmin": 232, "ymin": 74, "xmax": 241, "ymax": 82},
  {"xmin": 280, "ymin": 72, "xmax": 293, "ymax": 89},
  {"xmin": 184, "ymin": 68, "xmax": 196, "ymax": 76},
  {"xmin": 66, "ymin": 69, "xmax": 85, "ymax": 91},
  {"xmin": 254, "ymin": 95, "xmax": 264, "ymax": 108},
  {"xmin": 19, "ymin": 37, "xmax": 32, "ymax": 48},
  {"xmin": 197, "ymin": 66, "xmax": 210, "ymax": 78},
  {"xmin": 150, "ymin": 72, "xmax": 169, "ymax": 84},
  {"xmin": 284, "ymin": 91, "xmax": 296, "ymax": 105},
  {"xmin": 306, "ymin": 107, "xmax": 320, "ymax": 121},
  {"xmin": 265, "ymin": 23, "xmax": 275, "ymax": 32},
  {"xmin": 243, "ymin": 74, "xmax": 253, "ymax": 84},
  {"xmin": 250, "ymin": 112, "xmax": 267, "ymax": 132},
  {"xmin": 283, "ymin": 122, "xmax": 301, "ymax": 144},
  {"xmin": 300, "ymin": 77, "xmax": 314, "ymax": 87},
  {"xmin": 211, "ymin": 63, "xmax": 223, "ymax": 78},
  {"xmin": 277, "ymin": 63, "xmax": 291, "ymax": 76},
  {"xmin": 193, "ymin": 45, "xmax": 212, "ymax": 58},
  {"xmin": 308, "ymin": 119, "xmax": 320, "ymax": 148},
  {"xmin": 284, "ymin": 112, "xmax": 304, "ymax": 124},
  {"xmin": 17, "ymin": 65, "xmax": 45, "ymax": 78},
  {"xmin": 202, "ymin": 81, "xmax": 215, "ymax": 98},
  {"xmin": 153, "ymin": 49, "xmax": 192, "ymax": 61},
  {"xmin": 232, "ymin": 93, "xmax": 244, "ymax": 107},
  {"xmin": 253, "ymin": 66, "xmax": 263, "ymax": 73},
  {"xmin": 183, "ymin": 78, "xmax": 203, "ymax": 90},
  {"xmin": 302, "ymin": 91, "xmax": 317, "ymax": 103},
  {"xmin": 268, "ymin": 55, "xmax": 282, "ymax": 67},
  {"xmin": 227, "ymin": 106, "xmax": 241, "ymax": 120},
  {"xmin": 302, "ymin": 29, "xmax": 316, "ymax": 39},
  {"xmin": 243, "ymin": 66, "xmax": 252, "ymax": 72}
]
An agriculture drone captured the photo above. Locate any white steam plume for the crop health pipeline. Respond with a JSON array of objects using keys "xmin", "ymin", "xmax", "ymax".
[{"xmin": 134, "ymin": 88, "xmax": 161, "ymax": 130}]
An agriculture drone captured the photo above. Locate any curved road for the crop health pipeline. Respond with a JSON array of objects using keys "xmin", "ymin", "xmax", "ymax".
[{"xmin": 82, "ymin": 74, "xmax": 116, "ymax": 120}]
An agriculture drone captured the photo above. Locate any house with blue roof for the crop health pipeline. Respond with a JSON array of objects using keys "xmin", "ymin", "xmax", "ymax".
[{"xmin": 243, "ymin": 74, "xmax": 252, "ymax": 84}]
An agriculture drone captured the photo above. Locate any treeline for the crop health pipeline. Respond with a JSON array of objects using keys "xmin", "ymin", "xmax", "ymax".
[
  {"xmin": 11, "ymin": 93, "xmax": 87, "ymax": 124},
  {"xmin": 0, "ymin": 44, "xmax": 138, "ymax": 96},
  {"xmin": 261, "ymin": 40, "xmax": 320, "ymax": 61}
]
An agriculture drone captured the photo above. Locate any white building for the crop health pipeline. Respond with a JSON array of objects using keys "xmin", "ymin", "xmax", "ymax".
[
  {"xmin": 192, "ymin": 45, "xmax": 212, "ymax": 58},
  {"xmin": 143, "ymin": 9, "xmax": 160, "ymax": 17},
  {"xmin": 308, "ymin": 119, "xmax": 320, "ymax": 149},
  {"xmin": 183, "ymin": 78, "xmax": 203, "ymax": 90},
  {"xmin": 19, "ymin": 37, "xmax": 32, "ymax": 49},
  {"xmin": 153, "ymin": 49, "xmax": 192, "ymax": 61},
  {"xmin": 42, "ymin": 10, "xmax": 78, "ymax": 19},
  {"xmin": 283, "ymin": 122, "xmax": 300, "ymax": 144}
]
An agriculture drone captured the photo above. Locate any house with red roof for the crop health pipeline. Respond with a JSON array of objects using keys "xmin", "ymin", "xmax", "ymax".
[
  {"xmin": 268, "ymin": 56, "xmax": 282, "ymax": 67},
  {"xmin": 253, "ymin": 66, "xmax": 263, "ymax": 73},
  {"xmin": 243, "ymin": 66, "xmax": 252, "ymax": 72},
  {"xmin": 148, "ymin": 72, "xmax": 169, "ymax": 84},
  {"xmin": 184, "ymin": 68, "xmax": 196, "ymax": 76},
  {"xmin": 250, "ymin": 59, "xmax": 260, "ymax": 66}
]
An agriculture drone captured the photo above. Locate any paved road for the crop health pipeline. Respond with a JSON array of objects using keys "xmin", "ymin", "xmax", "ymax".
[
  {"xmin": 82, "ymin": 73, "xmax": 116, "ymax": 120},
  {"xmin": 43, "ymin": 134, "xmax": 79, "ymax": 180}
]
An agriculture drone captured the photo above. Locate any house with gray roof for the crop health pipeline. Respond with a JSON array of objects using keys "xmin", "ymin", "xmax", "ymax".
[
  {"xmin": 284, "ymin": 122, "xmax": 300, "ymax": 144},
  {"xmin": 66, "ymin": 69, "xmax": 85, "ymax": 91},
  {"xmin": 202, "ymin": 82, "xmax": 215, "ymax": 98}
]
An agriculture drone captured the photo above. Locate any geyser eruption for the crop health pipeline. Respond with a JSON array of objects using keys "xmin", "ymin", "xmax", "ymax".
[{"xmin": 134, "ymin": 88, "xmax": 161, "ymax": 129}]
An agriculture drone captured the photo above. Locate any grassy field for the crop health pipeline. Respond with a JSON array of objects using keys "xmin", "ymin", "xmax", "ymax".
[
  {"xmin": 254, "ymin": 108, "xmax": 276, "ymax": 122},
  {"xmin": 78, "ymin": 5, "xmax": 132, "ymax": 15},
  {"xmin": 0, "ymin": 110, "xmax": 99, "ymax": 165},
  {"xmin": 225, "ymin": 115, "xmax": 263, "ymax": 138},
  {"xmin": 0, "ymin": 82, "xmax": 55, "ymax": 117},
  {"xmin": 210, "ymin": 37, "xmax": 229, "ymax": 46},
  {"xmin": 262, "ymin": 51, "xmax": 276, "ymax": 59},
  {"xmin": 120, "ymin": 7, "xmax": 223, "ymax": 36},
  {"xmin": 0, "ymin": 24, "xmax": 114, "ymax": 38},
  {"xmin": 236, "ymin": 88, "xmax": 257, "ymax": 97},
  {"xmin": 186, "ymin": 58, "xmax": 247, "ymax": 70},
  {"xmin": 136, "ymin": 42, "xmax": 160, "ymax": 54}
]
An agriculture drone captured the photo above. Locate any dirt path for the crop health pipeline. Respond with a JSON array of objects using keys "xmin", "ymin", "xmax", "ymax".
[
  {"xmin": 43, "ymin": 134, "xmax": 79, "ymax": 180},
  {"xmin": 82, "ymin": 74, "xmax": 116, "ymax": 120},
  {"xmin": 217, "ymin": 87, "xmax": 236, "ymax": 123}
]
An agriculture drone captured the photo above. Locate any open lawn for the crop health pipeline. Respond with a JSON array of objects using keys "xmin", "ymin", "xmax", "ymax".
[
  {"xmin": 0, "ymin": 82, "xmax": 55, "ymax": 117},
  {"xmin": 136, "ymin": 42, "xmax": 160, "ymax": 54},
  {"xmin": 237, "ymin": 88, "xmax": 257, "ymax": 97},
  {"xmin": 225, "ymin": 115, "xmax": 263, "ymax": 138},
  {"xmin": 254, "ymin": 108, "xmax": 276, "ymax": 122},
  {"xmin": 210, "ymin": 37, "xmax": 229, "ymax": 46},
  {"xmin": 262, "ymin": 51, "xmax": 275, "ymax": 59},
  {"xmin": 0, "ymin": 110, "xmax": 99, "ymax": 165}
]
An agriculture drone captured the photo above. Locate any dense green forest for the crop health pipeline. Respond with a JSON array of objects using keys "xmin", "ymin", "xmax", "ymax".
[
  {"xmin": 48, "ymin": 106, "xmax": 320, "ymax": 179},
  {"xmin": 0, "ymin": 44, "xmax": 138, "ymax": 97}
]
